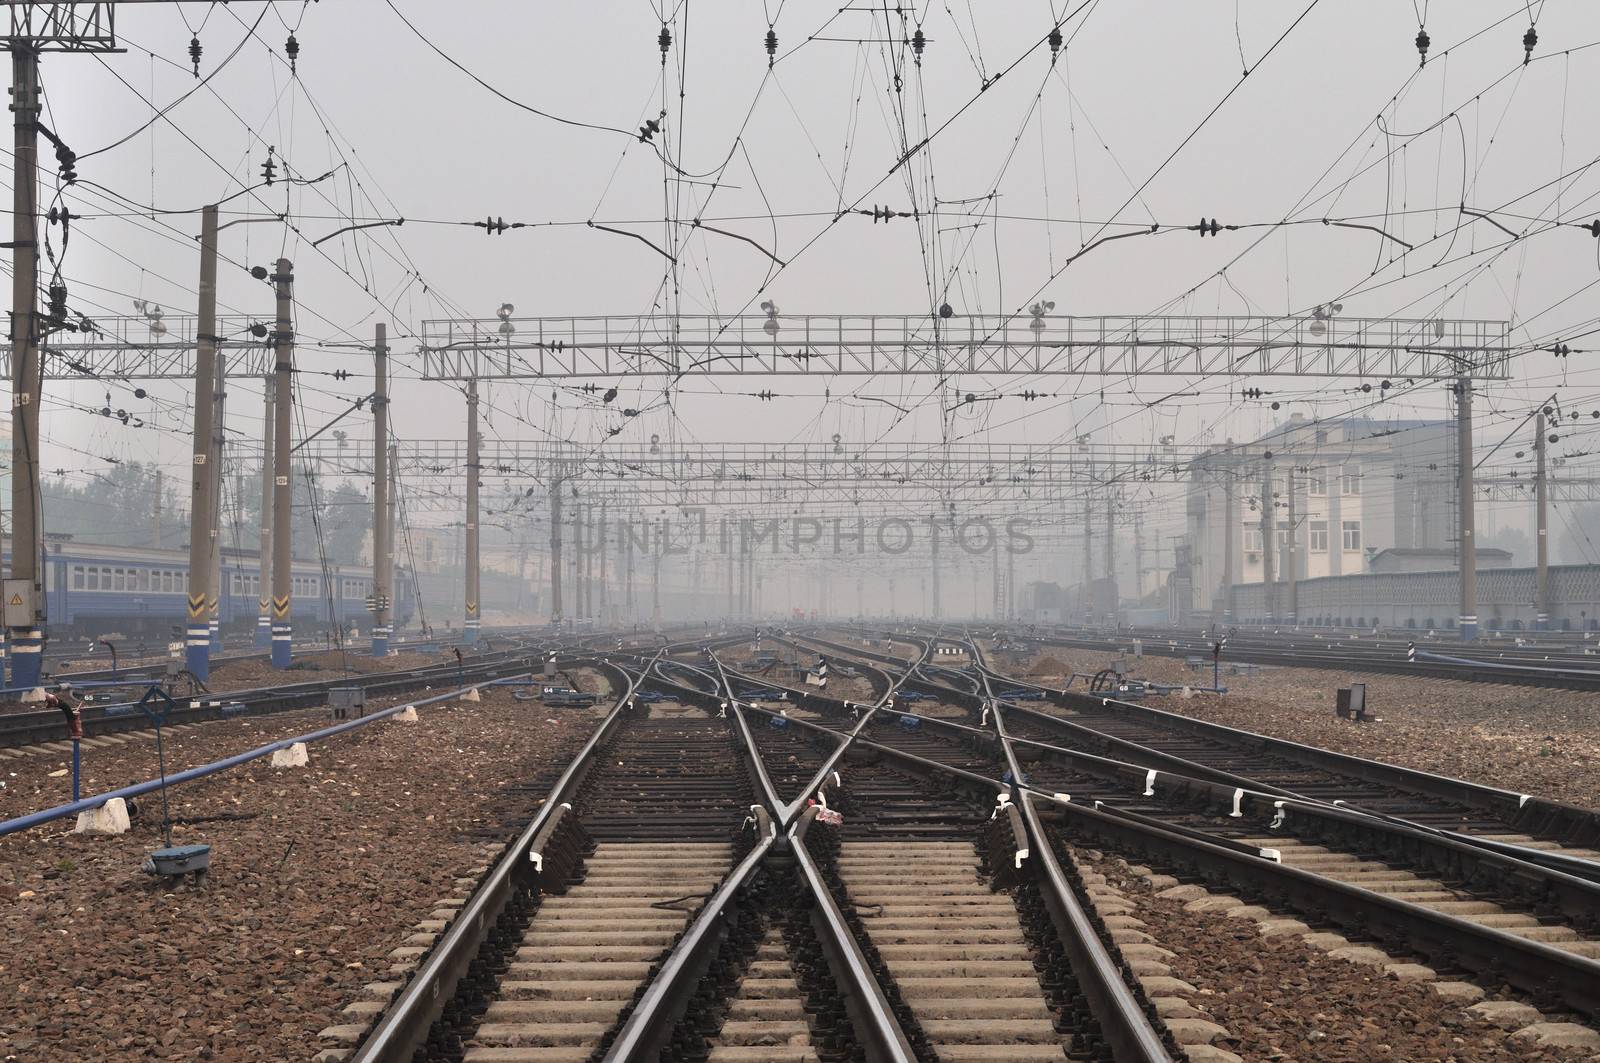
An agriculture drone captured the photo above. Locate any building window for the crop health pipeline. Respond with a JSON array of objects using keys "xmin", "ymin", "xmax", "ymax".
[
  {"xmin": 1342, "ymin": 520, "xmax": 1361, "ymax": 551},
  {"xmin": 1310, "ymin": 521, "xmax": 1329, "ymax": 551},
  {"xmin": 1308, "ymin": 467, "xmax": 1326, "ymax": 495},
  {"xmin": 1244, "ymin": 528, "xmax": 1263, "ymax": 553},
  {"xmin": 72, "ymin": 565, "xmax": 84, "ymax": 590},
  {"xmin": 1315, "ymin": 429, "xmax": 1328, "ymax": 444},
  {"xmin": 1341, "ymin": 465, "xmax": 1361, "ymax": 495},
  {"xmin": 1275, "ymin": 521, "xmax": 1290, "ymax": 548}
]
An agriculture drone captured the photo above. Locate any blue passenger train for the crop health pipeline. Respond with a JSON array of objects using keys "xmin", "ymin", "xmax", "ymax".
[{"xmin": 5, "ymin": 539, "xmax": 413, "ymax": 641}]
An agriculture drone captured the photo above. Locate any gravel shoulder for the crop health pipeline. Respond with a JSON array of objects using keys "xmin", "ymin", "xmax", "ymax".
[
  {"xmin": 1008, "ymin": 646, "xmax": 1600, "ymax": 811},
  {"xmin": 0, "ymin": 687, "xmax": 597, "ymax": 1062},
  {"xmin": 1079, "ymin": 847, "xmax": 1594, "ymax": 1062}
]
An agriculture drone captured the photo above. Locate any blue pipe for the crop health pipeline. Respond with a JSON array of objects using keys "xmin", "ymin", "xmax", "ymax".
[{"xmin": 0, "ymin": 674, "xmax": 525, "ymax": 838}]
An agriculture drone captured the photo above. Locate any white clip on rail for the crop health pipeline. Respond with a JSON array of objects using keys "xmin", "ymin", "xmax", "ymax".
[
  {"xmin": 1259, "ymin": 848, "xmax": 1282, "ymax": 863},
  {"xmin": 1143, "ymin": 769, "xmax": 1158, "ymax": 797},
  {"xmin": 1230, "ymin": 788, "xmax": 1245, "ymax": 818},
  {"xmin": 1270, "ymin": 800, "xmax": 1287, "ymax": 829}
]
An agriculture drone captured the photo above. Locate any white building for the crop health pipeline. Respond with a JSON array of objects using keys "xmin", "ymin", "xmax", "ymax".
[{"xmin": 1185, "ymin": 414, "xmax": 1455, "ymax": 617}]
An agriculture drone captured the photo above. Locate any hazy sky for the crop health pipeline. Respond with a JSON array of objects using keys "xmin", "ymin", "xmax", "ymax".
[{"xmin": 25, "ymin": 0, "xmax": 1600, "ymax": 560}]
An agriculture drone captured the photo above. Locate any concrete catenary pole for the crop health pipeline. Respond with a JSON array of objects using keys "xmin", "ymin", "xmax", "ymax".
[
  {"xmin": 1285, "ymin": 464, "xmax": 1298, "ymax": 625},
  {"xmin": 1535, "ymin": 407, "xmax": 1550, "ymax": 631},
  {"xmin": 1456, "ymin": 374, "xmax": 1478, "ymax": 640},
  {"xmin": 6, "ymin": 46, "xmax": 43, "ymax": 689},
  {"xmin": 371, "ymin": 323, "xmax": 390, "ymax": 656},
  {"xmin": 464, "ymin": 379, "xmax": 480, "ymax": 645},
  {"xmin": 183, "ymin": 204, "xmax": 220, "ymax": 681},
  {"xmin": 1259, "ymin": 458, "xmax": 1276, "ymax": 624},
  {"xmin": 549, "ymin": 474, "xmax": 564, "ymax": 627},
  {"xmin": 269, "ymin": 259, "xmax": 295, "ymax": 667},
  {"xmin": 256, "ymin": 375, "xmax": 274, "ymax": 648},
  {"xmin": 1221, "ymin": 470, "xmax": 1236, "ymax": 623},
  {"xmin": 208, "ymin": 351, "xmax": 226, "ymax": 653},
  {"xmin": 387, "ymin": 443, "xmax": 398, "ymax": 634}
]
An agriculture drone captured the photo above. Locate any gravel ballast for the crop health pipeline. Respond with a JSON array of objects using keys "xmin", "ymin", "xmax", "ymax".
[
  {"xmin": 0, "ymin": 686, "xmax": 596, "ymax": 1062},
  {"xmin": 1077, "ymin": 847, "xmax": 1596, "ymax": 1062},
  {"xmin": 1010, "ymin": 646, "xmax": 1600, "ymax": 810}
]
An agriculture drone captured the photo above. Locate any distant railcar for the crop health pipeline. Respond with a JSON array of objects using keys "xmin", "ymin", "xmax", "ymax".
[{"xmin": 2, "ymin": 539, "xmax": 413, "ymax": 642}]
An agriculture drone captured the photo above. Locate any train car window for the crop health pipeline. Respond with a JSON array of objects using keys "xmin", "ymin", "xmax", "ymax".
[
  {"xmin": 161, "ymin": 570, "xmax": 172, "ymax": 592},
  {"xmin": 45, "ymin": 565, "xmax": 54, "ymax": 592},
  {"xmin": 72, "ymin": 565, "xmax": 84, "ymax": 590},
  {"xmin": 86, "ymin": 568, "xmax": 99, "ymax": 591}
]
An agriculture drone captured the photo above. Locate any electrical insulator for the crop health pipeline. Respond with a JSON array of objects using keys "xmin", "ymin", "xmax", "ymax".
[
  {"xmin": 1048, "ymin": 25, "xmax": 1062, "ymax": 65},
  {"xmin": 55, "ymin": 144, "xmax": 77, "ymax": 184},
  {"xmin": 1194, "ymin": 217, "xmax": 1221, "ymax": 236},
  {"xmin": 911, "ymin": 28, "xmax": 926, "ymax": 62},
  {"xmin": 189, "ymin": 35, "xmax": 202, "ymax": 77},
  {"xmin": 286, "ymin": 33, "xmax": 299, "ymax": 74},
  {"xmin": 765, "ymin": 28, "xmax": 777, "ymax": 66},
  {"xmin": 261, "ymin": 147, "xmax": 277, "ymax": 186},
  {"xmin": 659, "ymin": 25, "xmax": 671, "ymax": 60},
  {"xmin": 1415, "ymin": 28, "xmax": 1429, "ymax": 66},
  {"xmin": 47, "ymin": 283, "xmax": 67, "ymax": 327},
  {"xmin": 1523, "ymin": 26, "xmax": 1536, "ymax": 64}
]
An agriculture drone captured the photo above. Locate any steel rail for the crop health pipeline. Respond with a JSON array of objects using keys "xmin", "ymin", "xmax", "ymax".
[
  {"xmin": 614, "ymin": 661, "xmax": 922, "ymax": 1061},
  {"xmin": 350, "ymin": 655, "xmax": 650, "ymax": 1063}
]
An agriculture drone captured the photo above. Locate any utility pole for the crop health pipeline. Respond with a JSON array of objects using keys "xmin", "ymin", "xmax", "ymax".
[
  {"xmin": 1081, "ymin": 495, "xmax": 1093, "ymax": 625},
  {"xmin": 387, "ymin": 443, "xmax": 398, "ymax": 634},
  {"xmin": 371, "ymin": 323, "xmax": 390, "ymax": 656},
  {"xmin": 1259, "ymin": 458, "xmax": 1276, "ymax": 624},
  {"xmin": 1535, "ymin": 406, "xmax": 1550, "ymax": 631},
  {"xmin": 208, "ymin": 350, "xmax": 226, "ymax": 654},
  {"xmin": 549, "ymin": 475, "xmax": 564, "ymax": 626},
  {"xmin": 1221, "ymin": 470, "xmax": 1236, "ymax": 624},
  {"xmin": 269, "ymin": 259, "xmax": 294, "ymax": 667},
  {"xmin": 623, "ymin": 520, "xmax": 634, "ymax": 620},
  {"xmin": 1105, "ymin": 495, "xmax": 1116, "ymax": 626},
  {"xmin": 463, "ymin": 379, "xmax": 480, "ymax": 645},
  {"xmin": 256, "ymin": 375, "xmax": 274, "ymax": 649},
  {"xmin": 651, "ymin": 519, "xmax": 662, "ymax": 627},
  {"xmin": 183, "ymin": 205, "xmax": 220, "ymax": 681},
  {"xmin": 5, "ymin": 45, "xmax": 42, "ymax": 689},
  {"xmin": 1133, "ymin": 511, "xmax": 1144, "ymax": 608},
  {"xmin": 1456, "ymin": 374, "xmax": 1478, "ymax": 640},
  {"xmin": 930, "ymin": 515, "xmax": 942, "ymax": 619},
  {"xmin": 1285, "ymin": 464, "xmax": 1298, "ymax": 625},
  {"xmin": 152, "ymin": 468, "xmax": 163, "ymax": 548},
  {"xmin": 598, "ymin": 500, "xmax": 609, "ymax": 622}
]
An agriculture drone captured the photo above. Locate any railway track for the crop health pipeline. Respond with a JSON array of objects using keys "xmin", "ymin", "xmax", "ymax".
[
  {"xmin": 1008, "ymin": 627, "xmax": 1600, "ymax": 692},
  {"xmin": 786, "ymin": 630, "xmax": 1600, "ymax": 1033},
  {"xmin": 325, "ymin": 626, "xmax": 1600, "ymax": 1061},
  {"xmin": 341, "ymin": 640, "xmax": 1177, "ymax": 1062},
  {"xmin": 0, "ymin": 642, "xmax": 546, "ymax": 749}
]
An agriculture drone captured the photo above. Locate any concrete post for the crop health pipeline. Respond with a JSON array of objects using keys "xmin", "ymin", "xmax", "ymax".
[
  {"xmin": 208, "ymin": 351, "xmax": 225, "ymax": 654},
  {"xmin": 371, "ymin": 323, "xmax": 390, "ymax": 655},
  {"xmin": 1457, "ymin": 374, "xmax": 1478, "ymax": 639},
  {"xmin": 256, "ymin": 375, "xmax": 274, "ymax": 649},
  {"xmin": 184, "ymin": 204, "xmax": 219, "ymax": 680},
  {"xmin": 1260, "ymin": 459, "xmax": 1276, "ymax": 624},
  {"xmin": 1535, "ymin": 407, "xmax": 1549, "ymax": 631},
  {"xmin": 269, "ymin": 259, "xmax": 294, "ymax": 667},
  {"xmin": 7, "ymin": 47, "xmax": 43, "ymax": 689},
  {"xmin": 463, "ymin": 379, "xmax": 480, "ymax": 645}
]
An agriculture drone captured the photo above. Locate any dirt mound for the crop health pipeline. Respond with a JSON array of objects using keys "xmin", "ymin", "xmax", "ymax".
[{"xmin": 1029, "ymin": 655, "xmax": 1068, "ymax": 676}]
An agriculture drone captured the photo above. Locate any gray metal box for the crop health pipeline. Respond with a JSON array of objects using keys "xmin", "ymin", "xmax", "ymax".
[{"xmin": 329, "ymin": 686, "xmax": 367, "ymax": 720}]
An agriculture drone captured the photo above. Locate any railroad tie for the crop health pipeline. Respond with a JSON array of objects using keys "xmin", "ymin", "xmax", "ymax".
[
  {"xmin": 464, "ymin": 840, "xmax": 732, "ymax": 1063},
  {"xmin": 705, "ymin": 925, "xmax": 818, "ymax": 1063},
  {"xmin": 1237, "ymin": 837, "xmax": 1600, "ymax": 959},
  {"xmin": 839, "ymin": 840, "xmax": 1070, "ymax": 1062}
]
